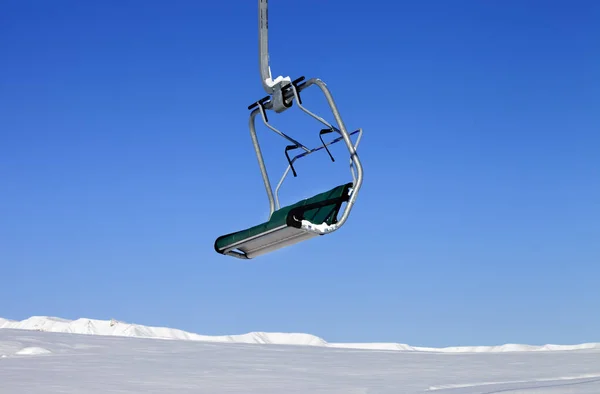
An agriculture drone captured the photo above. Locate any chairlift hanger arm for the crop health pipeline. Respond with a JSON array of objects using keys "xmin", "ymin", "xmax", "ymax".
[
  {"xmin": 259, "ymin": 0, "xmax": 293, "ymax": 94},
  {"xmin": 259, "ymin": 0, "xmax": 272, "ymax": 93}
]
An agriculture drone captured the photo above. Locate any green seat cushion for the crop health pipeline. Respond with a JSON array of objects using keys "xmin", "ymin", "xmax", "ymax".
[{"xmin": 215, "ymin": 182, "xmax": 352, "ymax": 252}]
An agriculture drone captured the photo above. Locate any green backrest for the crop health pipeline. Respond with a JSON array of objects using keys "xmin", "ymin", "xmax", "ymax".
[{"xmin": 272, "ymin": 182, "xmax": 352, "ymax": 225}]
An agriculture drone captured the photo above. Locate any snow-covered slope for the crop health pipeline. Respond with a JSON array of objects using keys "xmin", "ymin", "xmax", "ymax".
[
  {"xmin": 0, "ymin": 316, "xmax": 326, "ymax": 346},
  {"xmin": 2, "ymin": 328, "xmax": 600, "ymax": 394},
  {"xmin": 1, "ymin": 315, "xmax": 598, "ymax": 353}
]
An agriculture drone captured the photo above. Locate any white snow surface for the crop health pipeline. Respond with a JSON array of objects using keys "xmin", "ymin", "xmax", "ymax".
[
  {"xmin": 1, "ymin": 322, "xmax": 600, "ymax": 394},
  {"xmin": 14, "ymin": 346, "xmax": 52, "ymax": 355},
  {"xmin": 0, "ymin": 316, "xmax": 327, "ymax": 346},
  {"xmin": 1, "ymin": 315, "xmax": 599, "ymax": 353}
]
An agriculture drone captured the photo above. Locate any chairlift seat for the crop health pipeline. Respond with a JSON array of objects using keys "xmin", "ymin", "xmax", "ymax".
[{"xmin": 215, "ymin": 182, "xmax": 353, "ymax": 259}]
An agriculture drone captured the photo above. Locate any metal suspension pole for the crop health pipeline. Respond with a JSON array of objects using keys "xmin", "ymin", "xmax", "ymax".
[
  {"xmin": 259, "ymin": 0, "xmax": 273, "ymax": 94},
  {"xmin": 258, "ymin": 0, "xmax": 291, "ymax": 99}
]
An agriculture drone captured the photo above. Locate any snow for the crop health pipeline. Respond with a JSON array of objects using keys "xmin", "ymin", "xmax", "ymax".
[
  {"xmin": 0, "ymin": 316, "xmax": 327, "ymax": 346},
  {"xmin": 425, "ymin": 373, "xmax": 600, "ymax": 391},
  {"xmin": 301, "ymin": 220, "xmax": 335, "ymax": 234},
  {"xmin": 264, "ymin": 72, "xmax": 291, "ymax": 88},
  {"xmin": 1, "ymin": 316, "xmax": 598, "ymax": 353},
  {"xmin": 1, "ymin": 324, "xmax": 600, "ymax": 394},
  {"xmin": 15, "ymin": 346, "xmax": 52, "ymax": 355}
]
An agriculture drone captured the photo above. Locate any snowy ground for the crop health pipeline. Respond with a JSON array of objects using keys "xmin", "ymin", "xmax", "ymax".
[{"xmin": 1, "ymin": 317, "xmax": 600, "ymax": 393}]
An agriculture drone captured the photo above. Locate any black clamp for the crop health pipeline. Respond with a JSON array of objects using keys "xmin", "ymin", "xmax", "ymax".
[
  {"xmin": 281, "ymin": 76, "xmax": 306, "ymax": 105},
  {"xmin": 247, "ymin": 95, "xmax": 271, "ymax": 122},
  {"xmin": 247, "ymin": 75, "xmax": 306, "ymax": 116}
]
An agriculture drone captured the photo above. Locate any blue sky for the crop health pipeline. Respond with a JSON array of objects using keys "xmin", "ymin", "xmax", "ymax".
[{"xmin": 1, "ymin": 0, "xmax": 599, "ymax": 347}]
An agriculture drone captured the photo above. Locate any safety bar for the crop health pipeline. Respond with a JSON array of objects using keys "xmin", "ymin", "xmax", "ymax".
[{"xmin": 274, "ymin": 128, "xmax": 362, "ymax": 210}]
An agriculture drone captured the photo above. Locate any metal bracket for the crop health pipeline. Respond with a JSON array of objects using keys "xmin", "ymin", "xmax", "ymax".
[{"xmin": 270, "ymin": 81, "xmax": 293, "ymax": 113}]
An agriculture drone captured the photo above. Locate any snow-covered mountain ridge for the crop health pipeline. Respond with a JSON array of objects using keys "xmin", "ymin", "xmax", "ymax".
[{"xmin": 1, "ymin": 316, "xmax": 598, "ymax": 353}]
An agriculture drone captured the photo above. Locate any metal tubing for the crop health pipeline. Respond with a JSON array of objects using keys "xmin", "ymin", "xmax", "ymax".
[
  {"xmin": 289, "ymin": 83, "xmax": 335, "ymax": 130},
  {"xmin": 249, "ymin": 108, "xmax": 276, "ymax": 217},
  {"xmin": 258, "ymin": 0, "xmax": 273, "ymax": 94},
  {"xmin": 257, "ymin": 105, "xmax": 310, "ymax": 152},
  {"xmin": 305, "ymin": 78, "xmax": 364, "ymax": 232},
  {"xmin": 274, "ymin": 166, "xmax": 291, "ymax": 210},
  {"xmin": 350, "ymin": 128, "xmax": 363, "ymax": 185}
]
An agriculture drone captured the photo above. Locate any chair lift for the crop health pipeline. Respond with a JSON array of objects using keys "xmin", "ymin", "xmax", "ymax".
[{"xmin": 214, "ymin": 0, "xmax": 364, "ymax": 259}]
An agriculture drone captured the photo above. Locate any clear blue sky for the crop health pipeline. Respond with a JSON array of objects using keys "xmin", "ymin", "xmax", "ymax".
[{"xmin": 2, "ymin": 0, "xmax": 599, "ymax": 348}]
